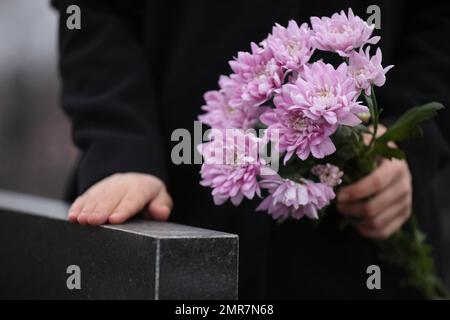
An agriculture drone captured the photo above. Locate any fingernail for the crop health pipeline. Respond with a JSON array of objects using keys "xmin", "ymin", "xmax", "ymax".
[{"xmin": 109, "ymin": 213, "xmax": 119, "ymax": 219}]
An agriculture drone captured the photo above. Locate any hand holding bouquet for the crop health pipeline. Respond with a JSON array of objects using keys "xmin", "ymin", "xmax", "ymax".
[{"xmin": 198, "ymin": 9, "xmax": 447, "ymax": 299}]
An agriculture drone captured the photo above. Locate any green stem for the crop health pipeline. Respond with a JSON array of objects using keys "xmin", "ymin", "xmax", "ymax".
[
  {"xmin": 353, "ymin": 91, "xmax": 448, "ymax": 299},
  {"xmin": 377, "ymin": 215, "xmax": 449, "ymax": 299},
  {"xmin": 364, "ymin": 87, "xmax": 379, "ymax": 149}
]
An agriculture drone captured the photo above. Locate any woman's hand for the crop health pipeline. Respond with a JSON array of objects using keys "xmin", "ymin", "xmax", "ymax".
[
  {"xmin": 337, "ymin": 124, "xmax": 413, "ymax": 239},
  {"xmin": 68, "ymin": 173, "xmax": 173, "ymax": 226}
]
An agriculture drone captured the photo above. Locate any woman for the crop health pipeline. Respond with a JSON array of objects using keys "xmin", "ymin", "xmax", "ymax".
[{"xmin": 52, "ymin": 0, "xmax": 450, "ymax": 298}]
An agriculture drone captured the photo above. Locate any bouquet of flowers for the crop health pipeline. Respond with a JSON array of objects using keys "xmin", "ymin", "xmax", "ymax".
[{"xmin": 197, "ymin": 9, "xmax": 447, "ymax": 299}]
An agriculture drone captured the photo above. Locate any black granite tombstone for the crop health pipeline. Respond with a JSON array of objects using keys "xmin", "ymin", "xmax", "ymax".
[{"xmin": 0, "ymin": 190, "xmax": 238, "ymax": 300}]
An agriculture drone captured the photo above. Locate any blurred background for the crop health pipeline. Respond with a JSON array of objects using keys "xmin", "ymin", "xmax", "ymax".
[
  {"xmin": 0, "ymin": 0, "xmax": 76, "ymax": 198},
  {"xmin": 0, "ymin": 0, "xmax": 449, "ymax": 289}
]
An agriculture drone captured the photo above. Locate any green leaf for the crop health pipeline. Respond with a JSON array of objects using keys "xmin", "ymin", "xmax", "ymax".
[
  {"xmin": 371, "ymin": 144, "xmax": 406, "ymax": 160},
  {"xmin": 353, "ymin": 124, "xmax": 371, "ymax": 134},
  {"xmin": 377, "ymin": 102, "xmax": 444, "ymax": 144},
  {"xmin": 377, "ymin": 215, "xmax": 450, "ymax": 299}
]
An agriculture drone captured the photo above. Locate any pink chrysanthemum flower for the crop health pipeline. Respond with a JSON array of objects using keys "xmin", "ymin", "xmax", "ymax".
[
  {"xmin": 260, "ymin": 105, "xmax": 337, "ymax": 163},
  {"xmin": 311, "ymin": 163, "xmax": 344, "ymax": 187},
  {"xmin": 348, "ymin": 47, "xmax": 394, "ymax": 95},
  {"xmin": 217, "ymin": 75, "xmax": 245, "ymax": 108},
  {"xmin": 227, "ymin": 43, "xmax": 283, "ymax": 107},
  {"xmin": 198, "ymin": 130, "xmax": 265, "ymax": 206},
  {"xmin": 257, "ymin": 174, "xmax": 335, "ymax": 220},
  {"xmin": 266, "ymin": 20, "xmax": 314, "ymax": 71},
  {"xmin": 311, "ymin": 8, "xmax": 380, "ymax": 56},
  {"xmin": 275, "ymin": 61, "xmax": 368, "ymax": 127},
  {"xmin": 198, "ymin": 90, "xmax": 266, "ymax": 130}
]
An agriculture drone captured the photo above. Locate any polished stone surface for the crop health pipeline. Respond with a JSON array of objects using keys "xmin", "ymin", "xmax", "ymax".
[{"xmin": 0, "ymin": 190, "xmax": 238, "ymax": 299}]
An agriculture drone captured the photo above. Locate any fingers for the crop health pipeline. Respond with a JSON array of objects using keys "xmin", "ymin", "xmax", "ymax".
[
  {"xmin": 358, "ymin": 193, "xmax": 410, "ymax": 231},
  {"xmin": 68, "ymin": 196, "xmax": 86, "ymax": 222},
  {"xmin": 68, "ymin": 175, "xmax": 124, "ymax": 225},
  {"xmin": 338, "ymin": 159, "xmax": 403, "ymax": 203},
  {"xmin": 337, "ymin": 174, "xmax": 409, "ymax": 218},
  {"xmin": 87, "ymin": 193, "xmax": 122, "ymax": 225},
  {"xmin": 357, "ymin": 199, "xmax": 411, "ymax": 239},
  {"xmin": 146, "ymin": 188, "xmax": 173, "ymax": 221},
  {"xmin": 107, "ymin": 189, "xmax": 154, "ymax": 224},
  {"xmin": 363, "ymin": 124, "xmax": 388, "ymax": 145},
  {"xmin": 77, "ymin": 197, "xmax": 98, "ymax": 225},
  {"xmin": 336, "ymin": 156, "xmax": 412, "ymax": 239},
  {"xmin": 67, "ymin": 173, "xmax": 173, "ymax": 226}
]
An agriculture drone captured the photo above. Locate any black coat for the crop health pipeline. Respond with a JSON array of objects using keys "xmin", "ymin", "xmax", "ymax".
[{"xmin": 52, "ymin": 0, "xmax": 450, "ymax": 299}]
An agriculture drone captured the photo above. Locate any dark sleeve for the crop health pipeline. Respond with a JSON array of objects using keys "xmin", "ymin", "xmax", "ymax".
[
  {"xmin": 377, "ymin": 2, "xmax": 450, "ymax": 175},
  {"xmin": 52, "ymin": 0, "xmax": 167, "ymax": 195},
  {"xmin": 376, "ymin": 2, "xmax": 450, "ymax": 258}
]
